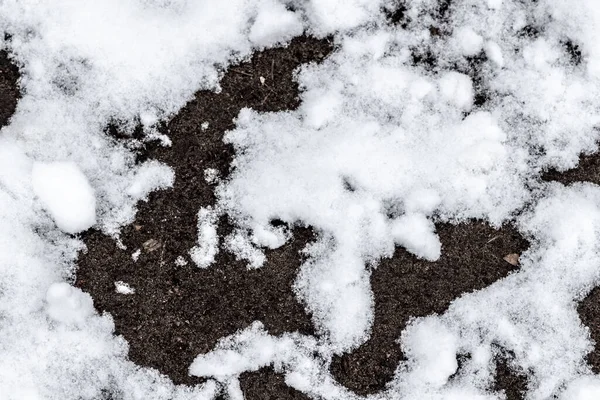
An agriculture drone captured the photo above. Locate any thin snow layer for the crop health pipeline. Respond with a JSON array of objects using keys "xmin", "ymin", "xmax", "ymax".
[{"xmin": 0, "ymin": 0, "xmax": 371, "ymax": 398}]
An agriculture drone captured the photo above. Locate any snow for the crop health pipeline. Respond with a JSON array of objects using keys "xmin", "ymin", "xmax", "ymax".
[
  {"xmin": 439, "ymin": 71, "xmax": 474, "ymax": 110},
  {"xmin": 126, "ymin": 161, "xmax": 174, "ymax": 200},
  {"xmin": 115, "ymin": 281, "xmax": 135, "ymax": 295},
  {"xmin": 487, "ymin": 0, "xmax": 503, "ymax": 10},
  {"xmin": 401, "ymin": 317, "xmax": 459, "ymax": 387},
  {"xmin": 484, "ymin": 41, "xmax": 504, "ymax": 67},
  {"xmin": 4, "ymin": 0, "xmax": 600, "ymax": 398},
  {"xmin": 561, "ymin": 376, "xmax": 600, "ymax": 400},
  {"xmin": 390, "ymin": 214, "xmax": 441, "ymax": 261},
  {"xmin": 46, "ymin": 282, "xmax": 95, "ymax": 326},
  {"xmin": 190, "ymin": 207, "xmax": 219, "ymax": 268},
  {"xmin": 454, "ymin": 27, "xmax": 484, "ymax": 57},
  {"xmin": 225, "ymin": 231, "xmax": 266, "ymax": 269},
  {"xmin": 302, "ymin": 0, "xmax": 384, "ymax": 36},
  {"xmin": 203, "ymin": 168, "xmax": 219, "ymax": 184},
  {"xmin": 32, "ymin": 161, "xmax": 96, "ymax": 234},
  {"xmin": 132, "ymin": 248, "xmax": 141, "ymax": 261},
  {"xmin": 212, "ymin": 44, "xmax": 517, "ymax": 349},
  {"xmin": 193, "ymin": 0, "xmax": 600, "ymax": 397},
  {"xmin": 248, "ymin": 0, "xmax": 304, "ymax": 48}
]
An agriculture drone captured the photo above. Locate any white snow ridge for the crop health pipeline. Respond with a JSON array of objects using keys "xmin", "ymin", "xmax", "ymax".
[{"xmin": 3, "ymin": 0, "xmax": 600, "ymax": 399}]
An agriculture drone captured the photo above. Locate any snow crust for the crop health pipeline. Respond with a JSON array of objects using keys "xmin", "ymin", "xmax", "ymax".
[{"xmin": 3, "ymin": 0, "xmax": 600, "ymax": 399}]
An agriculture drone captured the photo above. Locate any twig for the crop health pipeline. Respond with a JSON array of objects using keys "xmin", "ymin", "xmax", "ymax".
[
  {"xmin": 231, "ymin": 68, "xmax": 253, "ymax": 77},
  {"xmin": 271, "ymin": 59, "xmax": 275, "ymax": 80},
  {"xmin": 486, "ymin": 235, "xmax": 500, "ymax": 244},
  {"xmin": 260, "ymin": 92, "xmax": 271, "ymax": 105}
]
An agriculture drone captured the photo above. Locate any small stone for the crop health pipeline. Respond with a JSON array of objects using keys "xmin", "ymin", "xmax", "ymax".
[
  {"xmin": 503, "ymin": 253, "xmax": 520, "ymax": 266},
  {"xmin": 143, "ymin": 238, "xmax": 161, "ymax": 252}
]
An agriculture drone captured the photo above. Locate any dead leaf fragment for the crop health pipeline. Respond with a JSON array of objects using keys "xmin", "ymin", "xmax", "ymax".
[
  {"xmin": 143, "ymin": 238, "xmax": 161, "ymax": 252},
  {"xmin": 503, "ymin": 253, "xmax": 520, "ymax": 266}
]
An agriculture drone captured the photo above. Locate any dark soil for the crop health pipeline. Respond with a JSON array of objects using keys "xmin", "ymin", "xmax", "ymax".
[
  {"xmin": 493, "ymin": 355, "xmax": 528, "ymax": 400},
  {"xmin": 240, "ymin": 368, "xmax": 309, "ymax": 400},
  {"xmin": 79, "ymin": 221, "xmax": 316, "ymax": 387},
  {"xmin": 543, "ymin": 152, "xmax": 600, "ymax": 185},
  {"xmin": 0, "ymin": 32, "xmax": 593, "ymax": 400},
  {"xmin": 76, "ymin": 36, "xmax": 332, "ymax": 391},
  {"xmin": 579, "ymin": 288, "xmax": 600, "ymax": 376},
  {"xmin": 0, "ymin": 50, "xmax": 19, "ymax": 127},
  {"xmin": 330, "ymin": 222, "xmax": 529, "ymax": 396}
]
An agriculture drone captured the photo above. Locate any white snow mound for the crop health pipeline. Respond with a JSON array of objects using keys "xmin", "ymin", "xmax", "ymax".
[{"xmin": 32, "ymin": 161, "xmax": 96, "ymax": 234}]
